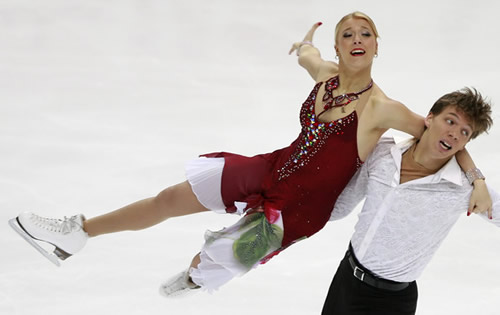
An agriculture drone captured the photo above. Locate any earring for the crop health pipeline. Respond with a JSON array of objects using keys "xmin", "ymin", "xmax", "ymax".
[
  {"xmin": 374, "ymin": 53, "xmax": 378, "ymax": 58},
  {"xmin": 335, "ymin": 55, "xmax": 339, "ymax": 60}
]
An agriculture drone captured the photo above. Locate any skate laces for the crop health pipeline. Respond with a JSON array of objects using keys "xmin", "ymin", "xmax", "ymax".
[{"xmin": 32, "ymin": 214, "xmax": 82, "ymax": 234}]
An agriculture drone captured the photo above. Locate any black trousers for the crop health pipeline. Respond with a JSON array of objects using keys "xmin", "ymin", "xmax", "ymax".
[{"xmin": 321, "ymin": 252, "xmax": 418, "ymax": 315}]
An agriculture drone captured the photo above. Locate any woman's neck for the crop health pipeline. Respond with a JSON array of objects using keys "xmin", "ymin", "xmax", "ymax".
[{"xmin": 337, "ymin": 65, "xmax": 373, "ymax": 93}]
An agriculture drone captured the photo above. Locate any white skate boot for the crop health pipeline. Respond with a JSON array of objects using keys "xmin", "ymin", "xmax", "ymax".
[
  {"xmin": 9, "ymin": 212, "xmax": 88, "ymax": 266},
  {"xmin": 159, "ymin": 270, "xmax": 201, "ymax": 298}
]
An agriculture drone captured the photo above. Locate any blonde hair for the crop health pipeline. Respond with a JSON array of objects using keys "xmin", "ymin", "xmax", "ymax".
[{"xmin": 334, "ymin": 11, "xmax": 380, "ymax": 43}]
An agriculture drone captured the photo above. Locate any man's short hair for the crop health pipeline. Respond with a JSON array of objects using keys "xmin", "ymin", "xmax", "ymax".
[{"xmin": 429, "ymin": 87, "xmax": 493, "ymax": 139}]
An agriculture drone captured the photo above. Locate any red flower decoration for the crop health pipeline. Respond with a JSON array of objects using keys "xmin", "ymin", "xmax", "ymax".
[{"xmin": 264, "ymin": 207, "xmax": 281, "ymax": 224}]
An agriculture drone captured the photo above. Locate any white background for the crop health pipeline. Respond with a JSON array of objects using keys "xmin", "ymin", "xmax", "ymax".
[{"xmin": 1, "ymin": 1, "xmax": 499, "ymax": 314}]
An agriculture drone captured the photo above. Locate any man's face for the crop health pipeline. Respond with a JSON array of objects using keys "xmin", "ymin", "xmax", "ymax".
[{"xmin": 424, "ymin": 105, "xmax": 473, "ymax": 160}]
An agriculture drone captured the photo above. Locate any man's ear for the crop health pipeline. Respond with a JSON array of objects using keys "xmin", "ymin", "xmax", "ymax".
[{"xmin": 424, "ymin": 112, "xmax": 434, "ymax": 128}]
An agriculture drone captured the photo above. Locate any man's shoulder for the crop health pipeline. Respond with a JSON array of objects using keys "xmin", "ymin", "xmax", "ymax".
[
  {"xmin": 361, "ymin": 137, "xmax": 395, "ymax": 171},
  {"xmin": 376, "ymin": 136, "xmax": 397, "ymax": 147},
  {"xmin": 369, "ymin": 136, "xmax": 396, "ymax": 160}
]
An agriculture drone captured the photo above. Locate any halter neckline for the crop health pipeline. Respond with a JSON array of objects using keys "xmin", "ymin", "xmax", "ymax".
[{"xmin": 318, "ymin": 75, "xmax": 373, "ymax": 118}]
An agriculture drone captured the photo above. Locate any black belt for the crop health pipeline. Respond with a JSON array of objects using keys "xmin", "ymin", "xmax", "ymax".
[{"xmin": 346, "ymin": 247, "xmax": 410, "ymax": 291}]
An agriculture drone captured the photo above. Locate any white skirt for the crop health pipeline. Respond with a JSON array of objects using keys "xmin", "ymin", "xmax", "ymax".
[
  {"xmin": 185, "ymin": 157, "xmax": 284, "ymax": 292},
  {"xmin": 185, "ymin": 157, "xmax": 226, "ymax": 212}
]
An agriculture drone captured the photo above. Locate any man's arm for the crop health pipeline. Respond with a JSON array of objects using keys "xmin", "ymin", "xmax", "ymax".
[{"xmin": 329, "ymin": 162, "xmax": 369, "ymax": 221}]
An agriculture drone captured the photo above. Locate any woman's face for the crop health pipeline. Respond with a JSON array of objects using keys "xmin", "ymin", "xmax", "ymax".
[{"xmin": 335, "ymin": 18, "xmax": 378, "ymax": 69}]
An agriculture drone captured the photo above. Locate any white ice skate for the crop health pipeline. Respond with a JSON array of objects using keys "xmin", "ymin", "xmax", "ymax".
[
  {"xmin": 9, "ymin": 212, "xmax": 88, "ymax": 267},
  {"xmin": 159, "ymin": 270, "xmax": 201, "ymax": 298}
]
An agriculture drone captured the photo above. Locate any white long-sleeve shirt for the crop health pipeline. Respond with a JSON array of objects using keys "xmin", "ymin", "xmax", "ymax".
[{"xmin": 330, "ymin": 137, "xmax": 500, "ymax": 282}]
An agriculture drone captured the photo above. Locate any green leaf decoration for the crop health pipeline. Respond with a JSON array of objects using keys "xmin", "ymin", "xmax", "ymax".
[
  {"xmin": 232, "ymin": 213, "xmax": 284, "ymax": 268},
  {"xmin": 265, "ymin": 222, "xmax": 284, "ymax": 249},
  {"xmin": 239, "ymin": 212, "xmax": 263, "ymax": 230}
]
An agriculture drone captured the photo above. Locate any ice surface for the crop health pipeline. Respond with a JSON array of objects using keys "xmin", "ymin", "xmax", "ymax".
[{"xmin": 1, "ymin": 1, "xmax": 499, "ymax": 314}]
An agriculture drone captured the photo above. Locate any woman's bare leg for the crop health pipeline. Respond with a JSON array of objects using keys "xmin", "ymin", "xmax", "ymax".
[
  {"xmin": 189, "ymin": 253, "xmax": 201, "ymax": 269},
  {"xmin": 186, "ymin": 253, "xmax": 202, "ymax": 284},
  {"xmin": 83, "ymin": 181, "xmax": 208, "ymax": 237}
]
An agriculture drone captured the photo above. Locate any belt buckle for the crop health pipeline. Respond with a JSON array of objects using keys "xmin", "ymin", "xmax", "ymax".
[{"xmin": 353, "ymin": 266, "xmax": 365, "ymax": 281}]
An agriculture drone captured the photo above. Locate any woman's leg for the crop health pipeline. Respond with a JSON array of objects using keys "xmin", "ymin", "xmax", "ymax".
[
  {"xmin": 189, "ymin": 253, "xmax": 201, "ymax": 269},
  {"xmin": 83, "ymin": 180, "xmax": 209, "ymax": 237}
]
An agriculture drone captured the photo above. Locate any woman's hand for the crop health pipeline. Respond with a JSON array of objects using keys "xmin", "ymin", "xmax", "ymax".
[
  {"xmin": 288, "ymin": 22, "xmax": 323, "ymax": 55},
  {"xmin": 289, "ymin": 22, "xmax": 331, "ymax": 81},
  {"xmin": 468, "ymin": 179, "xmax": 493, "ymax": 219}
]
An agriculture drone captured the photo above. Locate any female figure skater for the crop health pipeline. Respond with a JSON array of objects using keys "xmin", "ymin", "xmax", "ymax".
[{"xmin": 10, "ymin": 11, "xmax": 491, "ymax": 297}]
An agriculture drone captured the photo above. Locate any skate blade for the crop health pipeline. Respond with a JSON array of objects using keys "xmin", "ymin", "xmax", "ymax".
[
  {"xmin": 8, "ymin": 218, "xmax": 61, "ymax": 267},
  {"xmin": 159, "ymin": 284, "xmax": 200, "ymax": 299}
]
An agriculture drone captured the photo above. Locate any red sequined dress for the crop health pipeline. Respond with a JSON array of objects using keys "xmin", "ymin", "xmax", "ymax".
[{"xmin": 202, "ymin": 76, "xmax": 363, "ymax": 250}]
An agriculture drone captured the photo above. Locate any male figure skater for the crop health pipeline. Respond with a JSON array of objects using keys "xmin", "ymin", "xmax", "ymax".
[{"xmin": 322, "ymin": 87, "xmax": 497, "ymax": 314}]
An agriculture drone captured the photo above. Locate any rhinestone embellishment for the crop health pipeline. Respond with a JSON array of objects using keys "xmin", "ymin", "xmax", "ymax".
[{"xmin": 277, "ymin": 83, "xmax": 356, "ymax": 181}]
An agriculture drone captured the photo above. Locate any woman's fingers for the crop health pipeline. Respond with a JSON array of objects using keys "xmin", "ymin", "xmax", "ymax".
[
  {"xmin": 289, "ymin": 22, "xmax": 322, "ymax": 55},
  {"xmin": 288, "ymin": 42, "xmax": 302, "ymax": 55},
  {"xmin": 304, "ymin": 22, "xmax": 322, "ymax": 40}
]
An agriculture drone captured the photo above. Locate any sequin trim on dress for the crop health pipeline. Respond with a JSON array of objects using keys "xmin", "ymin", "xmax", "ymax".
[
  {"xmin": 277, "ymin": 82, "xmax": 357, "ymax": 181},
  {"xmin": 356, "ymin": 156, "xmax": 363, "ymax": 170},
  {"xmin": 320, "ymin": 76, "xmax": 373, "ymax": 116}
]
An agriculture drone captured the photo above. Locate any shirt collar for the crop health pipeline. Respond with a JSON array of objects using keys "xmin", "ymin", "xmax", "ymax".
[{"xmin": 390, "ymin": 136, "xmax": 463, "ymax": 186}]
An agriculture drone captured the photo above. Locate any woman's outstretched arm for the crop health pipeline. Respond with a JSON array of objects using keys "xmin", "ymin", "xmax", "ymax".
[
  {"xmin": 455, "ymin": 149, "xmax": 492, "ymax": 216},
  {"xmin": 289, "ymin": 22, "xmax": 338, "ymax": 81},
  {"xmin": 373, "ymin": 98, "xmax": 492, "ymax": 214}
]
